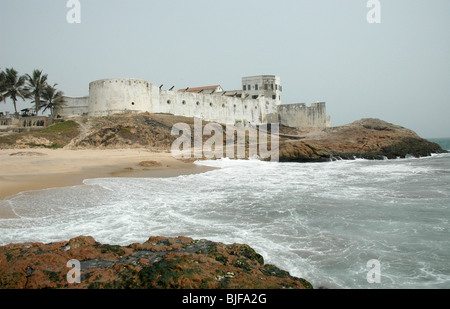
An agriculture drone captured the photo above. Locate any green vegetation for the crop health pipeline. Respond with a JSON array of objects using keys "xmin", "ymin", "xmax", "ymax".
[
  {"xmin": 25, "ymin": 70, "xmax": 48, "ymax": 115},
  {"xmin": 1, "ymin": 68, "xmax": 27, "ymax": 116},
  {"xmin": 40, "ymin": 120, "xmax": 78, "ymax": 135},
  {"xmin": 262, "ymin": 264, "xmax": 290, "ymax": 278},
  {"xmin": 138, "ymin": 258, "xmax": 198, "ymax": 289},
  {"xmin": 118, "ymin": 125, "xmax": 134, "ymax": 139},
  {"xmin": 41, "ymin": 83, "xmax": 66, "ymax": 116},
  {"xmin": 235, "ymin": 244, "xmax": 264, "ymax": 265},
  {"xmin": 0, "ymin": 67, "xmax": 65, "ymax": 117},
  {"xmin": 97, "ymin": 244, "xmax": 126, "ymax": 257},
  {"xmin": 0, "ymin": 120, "xmax": 80, "ymax": 149}
]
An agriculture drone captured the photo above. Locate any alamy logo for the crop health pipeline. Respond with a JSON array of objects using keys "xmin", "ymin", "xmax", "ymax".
[
  {"xmin": 66, "ymin": 0, "xmax": 81, "ymax": 24},
  {"xmin": 171, "ymin": 118, "xmax": 279, "ymax": 161},
  {"xmin": 366, "ymin": 0, "xmax": 381, "ymax": 24},
  {"xmin": 66, "ymin": 259, "xmax": 81, "ymax": 284},
  {"xmin": 366, "ymin": 259, "xmax": 381, "ymax": 284}
]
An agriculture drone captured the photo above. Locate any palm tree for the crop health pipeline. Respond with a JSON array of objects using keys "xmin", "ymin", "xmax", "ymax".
[
  {"xmin": 41, "ymin": 84, "xmax": 65, "ymax": 117},
  {"xmin": 2, "ymin": 68, "xmax": 28, "ymax": 117},
  {"xmin": 25, "ymin": 69, "xmax": 48, "ymax": 116},
  {"xmin": 0, "ymin": 69, "xmax": 6, "ymax": 103}
]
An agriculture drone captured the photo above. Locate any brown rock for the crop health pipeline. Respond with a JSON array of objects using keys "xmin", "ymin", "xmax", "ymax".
[
  {"xmin": 278, "ymin": 118, "xmax": 447, "ymax": 162},
  {"xmin": 0, "ymin": 236, "xmax": 313, "ymax": 289}
]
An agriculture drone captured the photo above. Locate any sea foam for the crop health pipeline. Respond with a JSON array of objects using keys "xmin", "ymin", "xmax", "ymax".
[{"xmin": 1, "ymin": 154, "xmax": 449, "ymax": 288}]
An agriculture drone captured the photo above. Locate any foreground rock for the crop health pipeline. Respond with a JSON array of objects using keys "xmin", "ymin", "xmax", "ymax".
[
  {"xmin": 279, "ymin": 118, "xmax": 447, "ymax": 162},
  {"xmin": 0, "ymin": 236, "xmax": 312, "ymax": 289}
]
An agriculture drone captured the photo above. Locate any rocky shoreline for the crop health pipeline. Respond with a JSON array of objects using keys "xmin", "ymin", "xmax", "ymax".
[
  {"xmin": 0, "ymin": 236, "xmax": 313, "ymax": 289},
  {"xmin": 1, "ymin": 116, "xmax": 446, "ymax": 290},
  {"xmin": 278, "ymin": 118, "xmax": 447, "ymax": 162},
  {"xmin": 1, "ymin": 114, "xmax": 445, "ymax": 163}
]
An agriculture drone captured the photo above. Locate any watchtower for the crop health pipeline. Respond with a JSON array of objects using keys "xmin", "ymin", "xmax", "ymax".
[{"xmin": 241, "ymin": 75, "xmax": 282, "ymax": 104}]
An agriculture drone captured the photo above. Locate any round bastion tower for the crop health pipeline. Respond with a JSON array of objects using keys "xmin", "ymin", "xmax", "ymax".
[{"xmin": 88, "ymin": 78, "xmax": 159, "ymax": 117}]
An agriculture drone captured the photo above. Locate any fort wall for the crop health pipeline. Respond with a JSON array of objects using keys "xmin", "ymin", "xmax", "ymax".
[
  {"xmin": 277, "ymin": 102, "xmax": 330, "ymax": 128},
  {"xmin": 158, "ymin": 90, "xmax": 277, "ymax": 125},
  {"xmin": 57, "ymin": 96, "xmax": 89, "ymax": 117},
  {"xmin": 59, "ymin": 76, "xmax": 330, "ymax": 128},
  {"xmin": 88, "ymin": 78, "xmax": 157, "ymax": 117},
  {"xmin": 82, "ymin": 78, "xmax": 281, "ymax": 125}
]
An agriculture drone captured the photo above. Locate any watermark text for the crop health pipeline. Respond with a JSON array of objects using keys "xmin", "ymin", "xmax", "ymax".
[
  {"xmin": 366, "ymin": 259, "xmax": 381, "ymax": 284},
  {"xmin": 367, "ymin": 0, "xmax": 381, "ymax": 24},
  {"xmin": 66, "ymin": 0, "xmax": 81, "ymax": 24},
  {"xmin": 171, "ymin": 118, "xmax": 279, "ymax": 162},
  {"xmin": 66, "ymin": 259, "xmax": 81, "ymax": 284}
]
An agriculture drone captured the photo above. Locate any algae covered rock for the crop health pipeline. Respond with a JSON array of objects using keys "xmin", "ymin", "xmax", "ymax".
[{"xmin": 0, "ymin": 236, "xmax": 313, "ymax": 289}]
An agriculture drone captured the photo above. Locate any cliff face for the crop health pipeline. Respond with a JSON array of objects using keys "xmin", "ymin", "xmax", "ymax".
[
  {"xmin": 279, "ymin": 118, "xmax": 447, "ymax": 162},
  {"xmin": 0, "ymin": 236, "xmax": 312, "ymax": 289}
]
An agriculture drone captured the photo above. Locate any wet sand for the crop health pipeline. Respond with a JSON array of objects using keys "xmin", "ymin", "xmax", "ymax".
[{"xmin": 0, "ymin": 149, "xmax": 215, "ymax": 219}]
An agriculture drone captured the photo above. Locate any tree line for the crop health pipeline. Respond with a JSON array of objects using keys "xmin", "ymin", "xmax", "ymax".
[{"xmin": 0, "ymin": 68, "xmax": 65, "ymax": 117}]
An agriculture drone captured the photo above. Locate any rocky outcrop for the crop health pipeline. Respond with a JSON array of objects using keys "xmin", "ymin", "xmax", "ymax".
[
  {"xmin": 72, "ymin": 114, "xmax": 177, "ymax": 150},
  {"xmin": 2, "ymin": 114, "xmax": 444, "ymax": 163},
  {"xmin": 0, "ymin": 236, "xmax": 312, "ymax": 289},
  {"xmin": 278, "ymin": 118, "xmax": 447, "ymax": 162}
]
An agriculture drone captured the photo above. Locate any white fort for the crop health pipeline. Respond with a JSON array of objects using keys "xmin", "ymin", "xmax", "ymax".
[{"xmin": 58, "ymin": 75, "xmax": 330, "ymax": 128}]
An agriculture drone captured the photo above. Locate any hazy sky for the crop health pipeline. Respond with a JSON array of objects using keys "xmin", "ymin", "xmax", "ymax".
[{"xmin": 1, "ymin": 0, "xmax": 449, "ymax": 137}]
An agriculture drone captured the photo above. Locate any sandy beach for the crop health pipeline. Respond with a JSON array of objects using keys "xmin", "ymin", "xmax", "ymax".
[{"xmin": 0, "ymin": 148, "xmax": 215, "ymax": 219}]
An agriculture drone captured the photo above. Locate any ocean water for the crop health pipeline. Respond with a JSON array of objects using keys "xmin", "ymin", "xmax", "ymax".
[
  {"xmin": 428, "ymin": 138, "xmax": 450, "ymax": 153},
  {"xmin": 0, "ymin": 140, "xmax": 449, "ymax": 289}
]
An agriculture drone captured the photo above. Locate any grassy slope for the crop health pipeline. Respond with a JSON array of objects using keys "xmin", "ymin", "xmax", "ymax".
[{"xmin": 0, "ymin": 120, "xmax": 80, "ymax": 149}]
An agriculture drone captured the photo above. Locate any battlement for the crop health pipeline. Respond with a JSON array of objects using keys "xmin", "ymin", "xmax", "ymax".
[{"xmin": 58, "ymin": 76, "xmax": 330, "ymax": 128}]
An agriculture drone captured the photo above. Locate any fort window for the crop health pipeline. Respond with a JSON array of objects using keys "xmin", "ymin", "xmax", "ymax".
[
  {"xmin": 243, "ymin": 85, "xmax": 246, "ymax": 91},
  {"xmin": 280, "ymin": 85, "xmax": 282, "ymax": 92},
  {"xmin": 248, "ymin": 85, "xmax": 251, "ymax": 90},
  {"xmin": 255, "ymin": 84, "xmax": 258, "ymax": 90},
  {"xmin": 182, "ymin": 100, "xmax": 186, "ymax": 105},
  {"xmin": 272, "ymin": 95, "xmax": 276, "ymax": 100},
  {"xmin": 167, "ymin": 100, "xmax": 171, "ymax": 104},
  {"xmin": 275, "ymin": 84, "xmax": 278, "ymax": 90},
  {"xmin": 222, "ymin": 104, "xmax": 225, "ymax": 108},
  {"xmin": 264, "ymin": 84, "xmax": 268, "ymax": 90},
  {"xmin": 196, "ymin": 101, "xmax": 200, "ymax": 106},
  {"xmin": 131, "ymin": 102, "xmax": 135, "ymax": 105},
  {"xmin": 271, "ymin": 84, "xmax": 274, "ymax": 90},
  {"xmin": 209, "ymin": 102, "xmax": 213, "ymax": 107},
  {"xmin": 252, "ymin": 95, "xmax": 258, "ymax": 99}
]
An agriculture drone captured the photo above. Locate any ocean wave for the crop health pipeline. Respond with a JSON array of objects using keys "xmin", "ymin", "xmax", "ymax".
[{"xmin": 1, "ymin": 152, "xmax": 449, "ymax": 288}]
